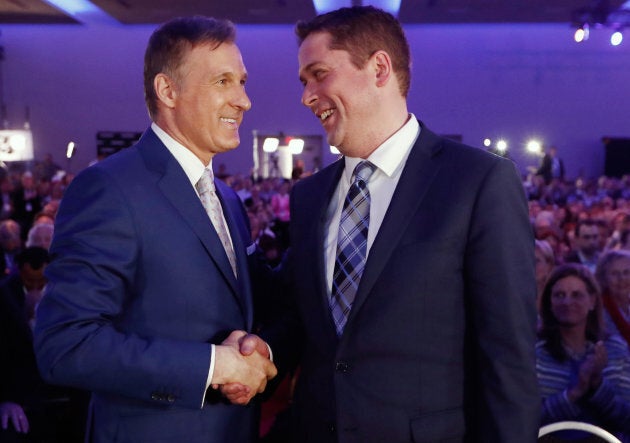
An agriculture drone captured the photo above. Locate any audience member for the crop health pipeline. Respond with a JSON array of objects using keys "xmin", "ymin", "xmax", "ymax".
[
  {"xmin": 595, "ymin": 249, "xmax": 630, "ymax": 347},
  {"xmin": 0, "ymin": 247, "xmax": 88, "ymax": 443},
  {"xmin": 10, "ymin": 172, "xmax": 42, "ymax": 240},
  {"xmin": 25, "ymin": 223, "xmax": 54, "ymax": 250},
  {"xmin": 564, "ymin": 219, "xmax": 602, "ymax": 273},
  {"xmin": 0, "ymin": 219, "xmax": 22, "ymax": 276},
  {"xmin": 0, "ymin": 176, "xmax": 14, "ymax": 221},
  {"xmin": 536, "ymin": 145, "xmax": 565, "ymax": 185},
  {"xmin": 537, "ymin": 263, "xmax": 630, "ymax": 442}
]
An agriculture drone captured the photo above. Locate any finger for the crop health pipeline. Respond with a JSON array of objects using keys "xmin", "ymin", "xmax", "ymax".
[
  {"xmin": 221, "ymin": 383, "xmax": 250, "ymax": 395},
  {"xmin": 22, "ymin": 416, "xmax": 29, "ymax": 434},
  {"xmin": 228, "ymin": 395, "xmax": 252, "ymax": 406},
  {"xmin": 1, "ymin": 414, "xmax": 7, "ymax": 429},
  {"xmin": 11, "ymin": 416, "xmax": 22, "ymax": 433},
  {"xmin": 240, "ymin": 335, "xmax": 268, "ymax": 357}
]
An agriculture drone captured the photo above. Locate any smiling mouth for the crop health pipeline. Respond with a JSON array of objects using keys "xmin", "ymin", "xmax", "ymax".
[{"xmin": 319, "ymin": 109, "xmax": 334, "ymax": 121}]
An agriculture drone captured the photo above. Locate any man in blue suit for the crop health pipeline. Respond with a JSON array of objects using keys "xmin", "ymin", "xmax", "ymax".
[
  {"xmin": 230, "ymin": 6, "xmax": 540, "ymax": 442},
  {"xmin": 33, "ymin": 16, "xmax": 276, "ymax": 443}
]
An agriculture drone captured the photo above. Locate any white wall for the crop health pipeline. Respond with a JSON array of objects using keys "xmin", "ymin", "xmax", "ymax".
[{"xmin": 0, "ymin": 21, "xmax": 628, "ymax": 179}]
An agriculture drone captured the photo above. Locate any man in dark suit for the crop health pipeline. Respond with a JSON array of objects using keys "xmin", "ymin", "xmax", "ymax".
[
  {"xmin": 0, "ymin": 247, "xmax": 88, "ymax": 443},
  {"xmin": 230, "ymin": 6, "xmax": 540, "ymax": 442},
  {"xmin": 33, "ymin": 16, "xmax": 276, "ymax": 443},
  {"xmin": 536, "ymin": 145, "xmax": 565, "ymax": 184}
]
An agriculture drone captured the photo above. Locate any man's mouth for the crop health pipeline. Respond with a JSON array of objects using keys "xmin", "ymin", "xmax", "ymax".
[{"xmin": 319, "ymin": 109, "xmax": 334, "ymax": 122}]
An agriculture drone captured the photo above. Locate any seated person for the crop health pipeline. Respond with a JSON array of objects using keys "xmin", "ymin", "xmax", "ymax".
[
  {"xmin": 537, "ymin": 263, "xmax": 630, "ymax": 442},
  {"xmin": 0, "ymin": 247, "xmax": 88, "ymax": 442}
]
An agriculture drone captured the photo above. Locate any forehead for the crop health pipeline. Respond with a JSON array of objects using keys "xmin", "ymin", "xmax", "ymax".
[
  {"xmin": 553, "ymin": 275, "xmax": 587, "ymax": 291},
  {"xmin": 181, "ymin": 42, "xmax": 246, "ymax": 74},
  {"xmin": 609, "ymin": 256, "xmax": 630, "ymax": 269},
  {"xmin": 298, "ymin": 32, "xmax": 342, "ymax": 71},
  {"xmin": 579, "ymin": 225, "xmax": 599, "ymax": 235}
]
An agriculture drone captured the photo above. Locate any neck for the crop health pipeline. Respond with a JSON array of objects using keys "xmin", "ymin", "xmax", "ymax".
[{"xmin": 559, "ymin": 327, "xmax": 588, "ymax": 353}]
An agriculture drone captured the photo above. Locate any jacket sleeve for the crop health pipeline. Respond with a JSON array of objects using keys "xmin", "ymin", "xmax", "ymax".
[{"xmin": 33, "ymin": 166, "xmax": 211, "ymax": 409}]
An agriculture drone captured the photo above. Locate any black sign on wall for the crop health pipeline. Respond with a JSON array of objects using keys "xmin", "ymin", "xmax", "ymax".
[
  {"xmin": 97, "ymin": 131, "xmax": 142, "ymax": 158},
  {"xmin": 604, "ymin": 137, "xmax": 630, "ymax": 178}
]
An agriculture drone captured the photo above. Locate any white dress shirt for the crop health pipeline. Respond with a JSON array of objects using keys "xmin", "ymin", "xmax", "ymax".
[{"xmin": 324, "ymin": 115, "xmax": 420, "ymax": 294}]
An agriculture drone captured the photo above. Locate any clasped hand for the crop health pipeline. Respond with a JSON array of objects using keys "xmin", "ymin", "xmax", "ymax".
[
  {"xmin": 211, "ymin": 330, "xmax": 277, "ymax": 405},
  {"xmin": 567, "ymin": 341, "xmax": 608, "ymax": 402}
]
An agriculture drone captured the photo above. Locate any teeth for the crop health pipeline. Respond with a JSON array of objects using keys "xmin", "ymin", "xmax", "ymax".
[
  {"xmin": 319, "ymin": 109, "xmax": 334, "ymax": 121},
  {"xmin": 221, "ymin": 118, "xmax": 237, "ymax": 124}
]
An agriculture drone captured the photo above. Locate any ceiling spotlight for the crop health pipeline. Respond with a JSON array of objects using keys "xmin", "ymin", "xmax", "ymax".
[
  {"xmin": 496, "ymin": 140, "xmax": 508, "ymax": 152},
  {"xmin": 483, "ymin": 138, "xmax": 492, "ymax": 147},
  {"xmin": 611, "ymin": 30, "xmax": 624, "ymax": 45},
  {"xmin": 574, "ymin": 24, "xmax": 590, "ymax": 42}
]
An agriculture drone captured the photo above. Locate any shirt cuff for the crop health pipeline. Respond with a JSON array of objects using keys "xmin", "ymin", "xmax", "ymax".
[{"xmin": 202, "ymin": 344, "xmax": 216, "ymax": 408}]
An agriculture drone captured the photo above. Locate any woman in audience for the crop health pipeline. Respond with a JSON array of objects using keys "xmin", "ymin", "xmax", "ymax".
[
  {"xmin": 537, "ymin": 264, "xmax": 630, "ymax": 442},
  {"xmin": 595, "ymin": 249, "xmax": 630, "ymax": 346}
]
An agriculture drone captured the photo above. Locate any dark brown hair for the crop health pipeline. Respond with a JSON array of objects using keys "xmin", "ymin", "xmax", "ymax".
[
  {"xmin": 295, "ymin": 6, "xmax": 411, "ymax": 97},
  {"xmin": 144, "ymin": 16, "xmax": 236, "ymax": 120},
  {"xmin": 538, "ymin": 263, "xmax": 605, "ymax": 361}
]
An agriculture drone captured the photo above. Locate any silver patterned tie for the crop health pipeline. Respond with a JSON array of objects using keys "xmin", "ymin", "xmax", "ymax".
[
  {"xmin": 196, "ymin": 168, "xmax": 238, "ymax": 277},
  {"xmin": 330, "ymin": 161, "xmax": 376, "ymax": 335}
]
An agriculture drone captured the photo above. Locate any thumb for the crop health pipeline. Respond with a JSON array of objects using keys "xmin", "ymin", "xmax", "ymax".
[{"xmin": 239, "ymin": 334, "xmax": 269, "ymax": 358}]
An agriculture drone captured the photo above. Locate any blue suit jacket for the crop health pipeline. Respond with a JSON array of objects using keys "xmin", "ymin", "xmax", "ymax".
[
  {"xmin": 272, "ymin": 122, "xmax": 540, "ymax": 443},
  {"xmin": 34, "ymin": 128, "xmax": 259, "ymax": 443}
]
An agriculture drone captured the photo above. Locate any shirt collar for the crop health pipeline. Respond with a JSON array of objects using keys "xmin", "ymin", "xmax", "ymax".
[
  {"xmin": 151, "ymin": 122, "xmax": 210, "ymax": 187},
  {"xmin": 342, "ymin": 114, "xmax": 420, "ymax": 183}
]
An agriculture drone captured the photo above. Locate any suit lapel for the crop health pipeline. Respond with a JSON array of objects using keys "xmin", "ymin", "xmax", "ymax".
[
  {"xmin": 137, "ymin": 129, "xmax": 241, "ymax": 299},
  {"xmin": 299, "ymin": 160, "xmax": 345, "ymax": 343},
  {"xmin": 215, "ymin": 180, "xmax": 253, "ymax": 330},
  {"xmin": 346, "ymin": 125, "xmax": 444, "ymax": 326}
]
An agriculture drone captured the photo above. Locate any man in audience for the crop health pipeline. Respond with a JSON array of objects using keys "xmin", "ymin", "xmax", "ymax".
[
  {"xmin": 0, "ymin": 219, "xmax": 21, "ymax": 277},
  {"xmin": 565, "ymin": 218, "xmax": 602, "ymax": 273},
  {"xmin": 0, "ymin": 247, "xmax": 88, "ymax": 443},
  {"xmin": 33, "ymin": 16, "xmax": 276, "ymax": 443},
  {"xmin": 228, "ymin": 6, "xmax": 539, "ymax": 442}
]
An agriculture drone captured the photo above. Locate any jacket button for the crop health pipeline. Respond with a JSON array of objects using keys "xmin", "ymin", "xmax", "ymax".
[{"xmin": 335, "ymin": 361, "xmax": 349, "ymax": 372}]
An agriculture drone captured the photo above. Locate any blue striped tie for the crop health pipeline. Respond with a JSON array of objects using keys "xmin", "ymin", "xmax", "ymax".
[{"xmin": 330, "ymin": 161, "xmax": 376, "ymax": 335}]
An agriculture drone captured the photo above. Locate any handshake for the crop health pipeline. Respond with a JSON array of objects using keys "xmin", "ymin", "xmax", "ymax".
[{"xmin": 211, "ymin": 330, "xmax": 277, "ymax": 405}]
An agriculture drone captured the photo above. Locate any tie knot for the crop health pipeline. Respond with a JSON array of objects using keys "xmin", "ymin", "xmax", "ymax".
[
  {"xmin": 196, "ymin": 169, "xmax": 215, "ymax": 195},
  {"xmin": 352, "ymin": 161, "xmax": 376, "ymax": 184}
]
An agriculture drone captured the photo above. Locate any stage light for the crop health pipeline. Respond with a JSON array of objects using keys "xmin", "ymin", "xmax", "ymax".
[
  {"xmin": 483, "ymin": 138, "xmax": 492, "ymax": 147},
  {"xmin": 262, "ymin": 137, "xmax": 279, "ymax": 153},
  {"xmin": 66, "ymin": 141, "xmax": 76, "ymax": 159},
  {"xmin": 330, "ymin": 145, "xmax": 340, "ymax": 154},
  {"xmin": 611, "ymin": 30, "xmax": 624, "ymax": 45},
  {"xmin": 574, "ymin": 24, "xmax": 590, "ymax": 42},
  {"xmin": 496, "ymin": 140, "xmax": 507, "ymax": 152},
  {"xmin": 526, "ymin": 140, "xmax": 542, "ymax": 155},
  {"xmin": 288, "ymin": 138, "xmax": 304, "ymax": 155}
]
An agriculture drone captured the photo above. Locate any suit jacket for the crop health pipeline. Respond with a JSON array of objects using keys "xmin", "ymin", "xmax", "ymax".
[
  {"xmin": 272, "ymin": 122, "xmax": 540, "ymax": 443},
  {"xmin": 34, "ymin": 128, "xmax": 260, "ymax": 443}
]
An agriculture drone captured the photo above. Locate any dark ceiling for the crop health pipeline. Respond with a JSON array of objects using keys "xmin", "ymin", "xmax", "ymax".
[{"xmin": 0, "ymin": 0, "xmax": 625, "ymax": 25}]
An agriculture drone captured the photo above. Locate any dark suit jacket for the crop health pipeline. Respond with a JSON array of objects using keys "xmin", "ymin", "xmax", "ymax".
[
  {"xmin": 34, "ymin": 128, "xmax": 260, "ymax": 443},
  {"xmin": 536, "ymin": 153, "xmax": 564, "ymax": 184},
  {"xmin": 272, "ymin": 122, "xmax": 540, "ymax": 443}
]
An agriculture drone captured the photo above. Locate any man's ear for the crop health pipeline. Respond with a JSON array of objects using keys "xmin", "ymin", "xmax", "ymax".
[
  {"xmin": 372, "ymin": 50, "xmax": 393, "ymax": 88},
  {"xmin": 154, "ymin": 73, "xmax": 177, "ymax": 109}
]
